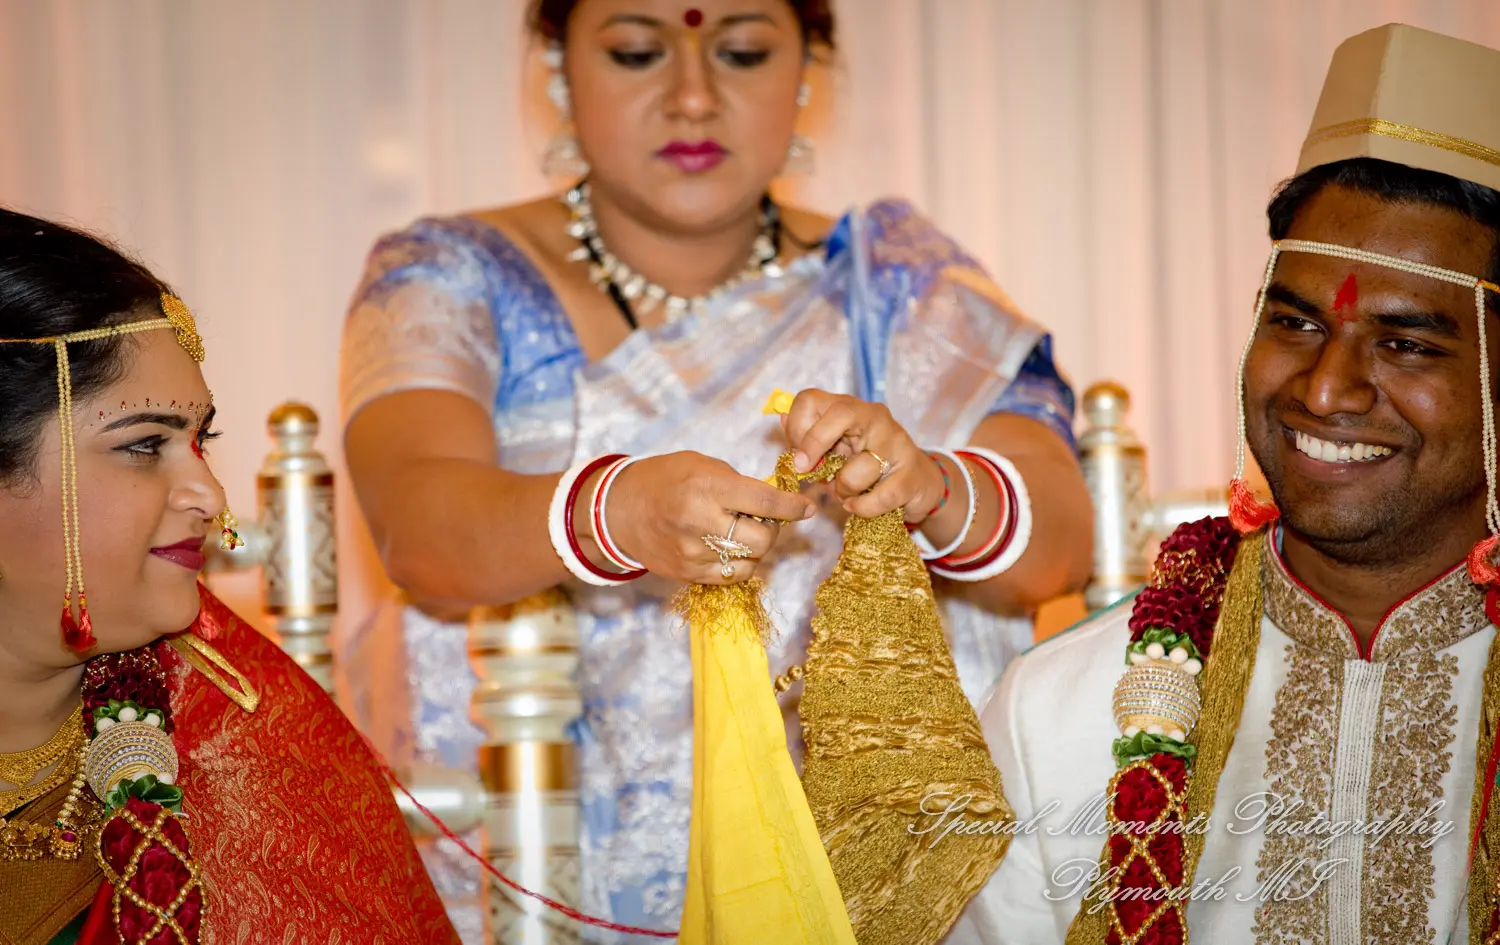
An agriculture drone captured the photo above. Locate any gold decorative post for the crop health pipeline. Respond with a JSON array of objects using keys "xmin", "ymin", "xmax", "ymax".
[
  {"xmin": 256, "ymin": 403, "xmax": 338, "ymax": 690},
  {"xmin": 1079, "ymin": 382, "xmax": 1152, "ymax": 610},
  {"xmin": 469, "ymin": 590, "xmax": 582, "ymax": 944},
  {"xmin": 1079, "ymin": 382, "xmax": 1228, "ymax": 611}
]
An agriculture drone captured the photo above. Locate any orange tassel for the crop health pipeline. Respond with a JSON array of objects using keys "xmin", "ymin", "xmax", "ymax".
[
  {"xmin": 1228, "ymin": 478, "xmax": 1279, "ymax": 534},
  {"xmin": 61, "ymin": 594, "xmax": 97, "ymax": 652},
  {"xmin": 1469, "ymin": 536, "xmax": 1500, "ymax": 586}
]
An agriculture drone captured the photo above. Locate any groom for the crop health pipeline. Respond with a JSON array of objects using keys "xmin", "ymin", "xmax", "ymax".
[{"xmin": 953, "ymin": 22, "xmax": 1500, "ymax": 945}]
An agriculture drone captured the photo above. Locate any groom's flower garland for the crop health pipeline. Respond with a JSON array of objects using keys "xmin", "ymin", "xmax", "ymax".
[{"xmin": 1098, "ymin": 517, "xmax": 1241, "ymax": 945}]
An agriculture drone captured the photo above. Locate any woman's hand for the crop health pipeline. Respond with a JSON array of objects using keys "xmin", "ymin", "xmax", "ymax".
[
  {"xmin": 781, "ymin": 389, "xmax": 947, "ymax": 523},
  {"xmin": 601, "ymin": 451, "xmax": 816, "ymax": 584}
]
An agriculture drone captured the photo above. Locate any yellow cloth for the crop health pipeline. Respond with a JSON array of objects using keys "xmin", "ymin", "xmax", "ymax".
[
  {"xmin": 677, "ymin": 392, "xmax": 855, "ymax": 944},
  {"xmin": 677, "ymin": 585, "xmax": 856, "ymax": 944}
]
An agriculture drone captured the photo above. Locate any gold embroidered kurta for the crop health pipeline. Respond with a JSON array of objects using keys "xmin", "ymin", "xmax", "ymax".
[{"xmin": 953, "ymin": 537, "xmax": 1493, "ymax": 944}]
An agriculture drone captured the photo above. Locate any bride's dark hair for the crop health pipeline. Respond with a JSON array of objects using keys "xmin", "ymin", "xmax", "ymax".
[
  {"xmin": 0, "ymin": 208, "xmax": 169, "ymax": 484},
  {"xmin": 528, "ymin": 0, "xmax": 835, "ymax": 50}
]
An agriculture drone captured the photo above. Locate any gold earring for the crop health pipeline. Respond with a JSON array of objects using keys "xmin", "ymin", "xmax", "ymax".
[{"xmin": 217, "ymin": 508, "xmax": 244, "ymax": 551}]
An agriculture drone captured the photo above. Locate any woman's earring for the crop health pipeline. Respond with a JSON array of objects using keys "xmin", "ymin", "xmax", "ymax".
[
  {"xmin": 542, "ymin": 44, "xmax": 590, "ymax": 177},
  {"xmin": 785, "ymin": 82, "xmax": 816, "ymax": 175},
  {"xmin": 217, "ymin": 507, "xmax": 244, "ymax": 552}
]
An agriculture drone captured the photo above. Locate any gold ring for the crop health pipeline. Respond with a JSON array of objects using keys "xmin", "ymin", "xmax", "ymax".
[
  {"xmin": 867, "ymin": 450, "xmax": 892, "ymax": 480},
  {"xmin": 702, "ymin": 533, "xmax": 753, "ymax": 560}
]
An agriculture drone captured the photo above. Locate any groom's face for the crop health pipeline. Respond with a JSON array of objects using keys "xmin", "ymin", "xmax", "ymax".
[{"xmin": 1244, "ymin": 185, "xmax": 1498, "ymax": 564}]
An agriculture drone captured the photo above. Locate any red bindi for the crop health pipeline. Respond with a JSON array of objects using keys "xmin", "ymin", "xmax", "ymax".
[
  {"xmin": 1332, "ymin": 273, "xmax": 1359, "ymax": 324},
  {"xmin": 684, "ymin": 8, "xmax": 703, "ymax": 28}
]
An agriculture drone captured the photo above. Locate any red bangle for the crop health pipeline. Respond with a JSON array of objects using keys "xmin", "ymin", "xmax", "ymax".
[
  {"xmin": 591, "ymin": 459, "xmax": 627, "ymax": 570},
  {"xmin": 565, "ymin": 454, "xmax": 645, "ymax": 582},
  {"xmin": 937, "ymin": 450, "xmax": 1018, "ymax": 572}
]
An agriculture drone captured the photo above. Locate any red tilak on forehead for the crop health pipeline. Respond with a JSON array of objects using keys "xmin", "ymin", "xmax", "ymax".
[
  {"xmin": 1332, "ymin": 273, "xmax": 1359, "ymax": 324},
  {"xmin": 684, "ymin": 8, "xmax": 703, "ymax": 27}
]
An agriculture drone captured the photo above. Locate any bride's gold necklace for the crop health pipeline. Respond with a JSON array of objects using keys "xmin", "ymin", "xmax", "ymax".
[
  {"xmin": 0, "ymin": 704, "xmax": 94, "ymax": 859},
  {"xmin": 0, "ymin": 704, "xmax": 82, "ymax": 795}
]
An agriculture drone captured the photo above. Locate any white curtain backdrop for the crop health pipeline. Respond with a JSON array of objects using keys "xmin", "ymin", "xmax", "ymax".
[{"xmin": 3, "ymin": 0, "xmax": 1500, "ymax": 624}]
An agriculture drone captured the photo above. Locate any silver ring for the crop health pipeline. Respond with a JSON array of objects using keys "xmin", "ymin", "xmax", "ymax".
[
  {"xmin": 725, "ymin": 513, "xmax": 741, "ymax": 544},
  {"xmin": 867, "ymin": 450, "xmax": 892, "ymax": 481}
]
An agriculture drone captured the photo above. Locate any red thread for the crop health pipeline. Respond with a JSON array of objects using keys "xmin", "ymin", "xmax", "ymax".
[
  {"xmin": 377, "ymin": 754, "xmax": 677, "ymax": 938},
  {"xmin": 1332, "ymin": 273, "xmax": 1359, "ymax": 325},
  {"xmin": 1469, "ymin": 536, "xmax": 1500, "ymax": 587},
  {"xmin": 1228, "ymin": 478, "xmax": 1279, "ymax": 534}
]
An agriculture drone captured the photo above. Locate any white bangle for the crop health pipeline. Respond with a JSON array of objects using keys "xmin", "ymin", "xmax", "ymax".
[
  {"xmin": 548, "ymin": 458, "xmax": 635, "ymax": 587},
  {"xmin": 929, "ymin": 448, "xmax": 1032, "ymax": 583},
  {"xmin": 910, "ymin": 448, "xmax": 977, "ymax": 561},
  {"xmin": 595, "ymin": 455, "xmax": 648, "ymax": 572}
]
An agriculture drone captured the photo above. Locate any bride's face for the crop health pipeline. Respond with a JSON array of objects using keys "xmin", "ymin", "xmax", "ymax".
[
  {"xmin": 564, "ymin": 0, "xmax": 806, "ymax": 231},
  {"xmin": 0, "ymin": 331, "xmax": 226, "ymax": 668}
]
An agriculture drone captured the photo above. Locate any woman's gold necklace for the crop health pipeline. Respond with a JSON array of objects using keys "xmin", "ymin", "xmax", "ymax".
[
  {"xmin": 0, "ymin": 704, "xmax": 80, "ymax": 788},
  {"xmin": 0, "ymin": 705, "xmax": 94, "ymax": 859}
]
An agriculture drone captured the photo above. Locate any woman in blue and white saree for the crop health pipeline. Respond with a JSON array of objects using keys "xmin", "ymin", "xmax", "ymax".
[{"xmin": 337, "ymin": 0, "xmax": 1092, "ymax": 938}]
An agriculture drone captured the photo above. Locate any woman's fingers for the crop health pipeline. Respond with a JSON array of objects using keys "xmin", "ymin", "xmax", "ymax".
[
  {"xmin": 688, "ymin": 512, "xmax": 780, "ymax": 585},
  {"xmin": 782, "ymin": 388, "xmax": 833, "ymax": 455},
  {"xmin": 793, "ymin": 401, "xmax": 862, "ymax": 472},
  {"xmin": 833, "ymin": 450, "xmax": 889, "ymax": 500},
  {"xmin": 843, "ymin": 473, "xmax": 913, "ymax": 520},
  {"xmin": 717, "ymin": 475, "xmax": 816, "ymax": 524}
]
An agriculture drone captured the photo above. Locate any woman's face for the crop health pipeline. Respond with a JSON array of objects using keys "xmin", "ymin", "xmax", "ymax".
[
  {"xmin": 565, "ymin": 0, "xmax": 807, "ymax": 231},
  {"xmin": 0, "ymin": 330, "xmax": 226, "ymax": 670}
]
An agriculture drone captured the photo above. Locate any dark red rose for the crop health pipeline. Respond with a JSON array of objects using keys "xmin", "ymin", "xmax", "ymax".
[
  {"xmin": 1152, "ymin": 755, "xmax": 1189, "ymax": 794},
  {"xmin": 1108, "ymin": 833, "xmax": 1133, "ymax": 868},
  {"xmin": 100, "ymin": 799, "xmax": 200, "ymax": 944},
  {"xmin": 1148, "ymin": 832, "xmax": 1185, "ymax": 885},
  {"xmin": 101, "ymin": 815, "xmax": 140, "ymax": 873},
  {"xmin": 1114, "ymin": 853, "xmax": 1160, "ymax": 934},
  {"xmin": 158, "ymin": 812, "xmax": 189, "ymax": 850},
  {"xmin": 117, "ymin": 900, "xmax": 153, "ymax": 942},
  {"xmin": 81, "ymin": 644, "xmax": 175, "ymax": 733},
  {"xmin": 1113, "ymin": 767, "xmax": 1169, "ymax": 832},
  {"xmin": 1130, "ymin": 517, "xmax": 1241, "ymax": 657},
  {"xmin": 1160, "ymin": 516, "xmax": 1238, "ymax": 565},
  {"xmin": 1149, "ymin": 905, "xmax": 1186, "ymax": 945},
  {"xmin": 138, "ymin": 846, "xmax": 183, "ymax": 905},
  {"xmin": 175, "ymin": 889, "xmax": 203, "ymax": 939}
]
